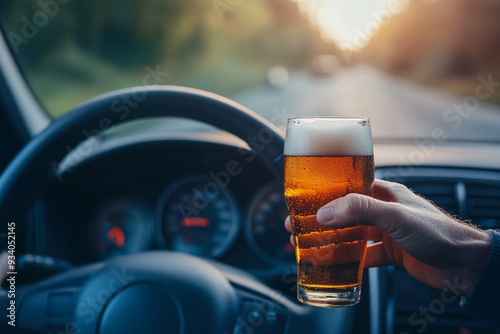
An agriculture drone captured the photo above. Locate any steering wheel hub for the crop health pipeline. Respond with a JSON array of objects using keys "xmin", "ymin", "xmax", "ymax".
[
  {"xmin": 100, "ymin": 283, "xmax": 182, "ymax": 334},
  {"xmin": 74, "ymin": 252, "xmax": 237, "ymax": 334}
]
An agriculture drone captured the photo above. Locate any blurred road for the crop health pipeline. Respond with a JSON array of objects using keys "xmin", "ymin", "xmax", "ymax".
[{"xmin": 232, "ymin": 65, "xmax": 500, "ymax": 143}]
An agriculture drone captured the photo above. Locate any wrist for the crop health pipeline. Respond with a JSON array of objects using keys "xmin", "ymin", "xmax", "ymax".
[{"xmin": 458, "ymin": 230, "xmax": 492, "ymax": 297}]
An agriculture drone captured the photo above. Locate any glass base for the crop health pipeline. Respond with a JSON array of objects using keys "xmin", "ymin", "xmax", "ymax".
[{"xmin": 297, "ymin": 284, "xmax": 361, "ymax": 308}]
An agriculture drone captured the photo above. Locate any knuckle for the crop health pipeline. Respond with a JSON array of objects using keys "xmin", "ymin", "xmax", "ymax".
[
  {"xmin": 385, "ymin": 182, "xmax": 415, "ymax": 203},
  {"xmin": 390, "ymin": 182, "xmax": 410, "ymax": 193}
]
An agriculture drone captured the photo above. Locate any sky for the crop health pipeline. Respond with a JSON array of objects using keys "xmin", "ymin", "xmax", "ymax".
[{"xmin": 295, "ymin": 0, "xmax": 408, "ymax": 50}]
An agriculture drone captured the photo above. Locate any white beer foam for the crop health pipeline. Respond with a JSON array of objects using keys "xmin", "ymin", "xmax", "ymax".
[{"xmin": 284, "ymin": 118, "xmax": 373, "ymax": 156}]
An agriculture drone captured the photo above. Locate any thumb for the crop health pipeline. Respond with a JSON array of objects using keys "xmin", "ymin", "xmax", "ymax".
[{"xmin": 316, "ymin": 193, "xmax": 400, "ymax": 232}]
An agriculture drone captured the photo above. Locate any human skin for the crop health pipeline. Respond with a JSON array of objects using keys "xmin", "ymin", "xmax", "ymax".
[{"xmin": 285, "ymin": 179, "xmax": 492, "ymax": 297}]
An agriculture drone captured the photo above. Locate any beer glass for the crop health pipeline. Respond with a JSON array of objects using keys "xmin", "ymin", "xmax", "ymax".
[{"xmin": 284, "ymin": 117, "xmax": 374, "ymax": 307}]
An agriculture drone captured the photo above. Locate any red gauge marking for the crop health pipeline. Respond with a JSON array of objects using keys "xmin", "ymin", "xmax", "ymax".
[
  {"xmin": 107, "ymin": 226, "xmax": 125, "ymax": 248},
  {"xmin": 182, "ymin": 217, "xmax": 210, "ymax": 227}
]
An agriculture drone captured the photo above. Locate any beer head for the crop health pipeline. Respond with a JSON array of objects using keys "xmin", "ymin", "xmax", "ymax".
[{"xmin": 284, "ymin": 117, "xmax": 373, "ymax": 156}]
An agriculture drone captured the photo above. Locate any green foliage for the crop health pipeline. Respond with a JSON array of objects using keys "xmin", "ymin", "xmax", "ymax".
[{"xmin": 0, "ymin": 0, "xmax": 339, "ymax": 118}]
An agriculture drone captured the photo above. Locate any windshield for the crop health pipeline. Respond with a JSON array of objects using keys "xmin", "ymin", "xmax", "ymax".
[
  {"xmin": 0, "ymin": 0, "xmax": 338, "ymax": 119},
  {"xmin": 1, "ymin": 0, "xmax": 500, "ymax": 142}
]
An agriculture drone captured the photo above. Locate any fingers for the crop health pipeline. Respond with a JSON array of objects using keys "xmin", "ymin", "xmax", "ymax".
[
  {"xmin": 316, "ymin": 192, "xmax": 401, "ymax": 232},
  {"xmin": 373, "ymin": 179, "xmax": 441, "ymax": 212},
  {"xmin": 372, "ymin": 179, "xmax": 401, "ymax": 202},
  {"xmin": 284, "ymin": 220, "xmax": 394, "ymax": 268},
  {"xmin": 286, "ymin": 215, "xmax": 385, "ymax": 239},
  {"xmin": 367, "ymin": 226, "xmax": 384, "ymax": 241},
  {"xmin": 285, "ymin": 216, "xmax": 295, "ymax": 246},
  {"xmin": 364, "ymin": 242, "xmax": 394, "ymax": 268},
  {"xmin": 284, "ymin": 216, "xmax": 292, "ymax": 233},
  {"xmin": 285, "ymin": 215, "xmax": 395, "ymax": 268},
  {"xmin": 372, "ymin": 179, "xmax": 418, "ymax": 204}
]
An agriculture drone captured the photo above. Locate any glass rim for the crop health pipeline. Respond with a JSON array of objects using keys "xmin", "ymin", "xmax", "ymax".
[{"xmin": 287, "ymin": 116, "xmax": 370, "ymax": 123}]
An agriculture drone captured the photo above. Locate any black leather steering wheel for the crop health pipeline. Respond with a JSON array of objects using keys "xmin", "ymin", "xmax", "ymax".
[{"xmin": 0, "ymin": 86, "xmax": 354, "ymax": 334}]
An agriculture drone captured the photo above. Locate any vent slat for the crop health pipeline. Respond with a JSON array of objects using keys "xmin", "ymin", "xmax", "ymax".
[
  {"xmin": 468, "ymin": 186, "xmax": 500, "ymax": 198},
  {"xmin": 468, "ymin": 208, "xmax": 500, "ymax": 218},
  {"xmin": 467, "ymin": 183, "xmax": 500, "ymax": 229},
  {"xmin": 406, "ymin": 184, "xmax": 455, "ymax": 196},
  {"xmin": 468, "ymin": 198, "xmax": 500, "ymax": 207}
]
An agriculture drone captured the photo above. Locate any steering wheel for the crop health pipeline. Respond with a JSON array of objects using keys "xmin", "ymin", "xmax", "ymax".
[{"xmin": 0, "ymin": 86, "xmax": 354, "ymax": 334}]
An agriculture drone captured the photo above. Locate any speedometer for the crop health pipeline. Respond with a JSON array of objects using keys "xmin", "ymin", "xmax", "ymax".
[
  {"xmin": 156, "ymin": 175, "xmax": 240, "ymax": 258},
  {"xmin": 245, "ymin": 183, "xmax": 295, "ymax": 264},
  {"xmin": 89, "ymin": 198, "xmax": 154, "ymax": 260}
]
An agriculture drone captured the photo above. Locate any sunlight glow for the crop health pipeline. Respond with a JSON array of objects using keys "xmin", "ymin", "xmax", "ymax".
[{"xmin": 295, "ymin": 0, "xmax": 409, "ymax": 50}]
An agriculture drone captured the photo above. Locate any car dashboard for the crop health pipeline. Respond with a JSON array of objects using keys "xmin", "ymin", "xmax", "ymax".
[{"xmin": 20, "ymin": 118, "xmax": 500, "ymax": 334}]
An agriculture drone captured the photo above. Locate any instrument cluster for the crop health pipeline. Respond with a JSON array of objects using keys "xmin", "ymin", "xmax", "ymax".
[{"xmin": 87, "ymin": 174, "xmax": 294, "ymax": 264}]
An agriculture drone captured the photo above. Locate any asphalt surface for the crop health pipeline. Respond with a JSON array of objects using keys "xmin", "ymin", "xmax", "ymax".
[{"xmin": 232, "ymin": 65, "xmax": 500, "ymax": 143}]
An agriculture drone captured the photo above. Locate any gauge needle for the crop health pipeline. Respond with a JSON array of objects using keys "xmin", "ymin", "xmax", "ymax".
[{"xmin": 107, "ymin": 226, "xmax": 126, "ymax": 248}]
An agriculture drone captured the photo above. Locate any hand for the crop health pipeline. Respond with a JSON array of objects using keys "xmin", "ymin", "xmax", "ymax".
[{"xmin": 285, "ymin": 179, "xmax": 492, "ymax": 297}]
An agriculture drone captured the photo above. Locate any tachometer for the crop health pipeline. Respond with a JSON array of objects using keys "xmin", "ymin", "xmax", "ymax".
[
  {"xmin": 245, "ymin": 183, "xmax": 295, "ymax": 264},
  {"xmin": 156, "ymin": 175, "xmax": 240, "ymax": 258},
  {"xmin": 89, "ymin": 199, "xmax": 154, "ymax": 260}
]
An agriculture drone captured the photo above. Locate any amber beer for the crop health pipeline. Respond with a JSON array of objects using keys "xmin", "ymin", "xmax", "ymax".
[{"xmin": 284, "ymin": 117, "xmax": 374, "ymax": 307}]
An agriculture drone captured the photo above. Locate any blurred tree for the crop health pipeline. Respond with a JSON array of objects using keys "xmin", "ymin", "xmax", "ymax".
[
  {"xmin": 0, "ymin": 0, "xmax": 340, "ymax": 117},
  {"xmin": 356, "ymin": 0, "xmax": 500, "ymax": 104}
]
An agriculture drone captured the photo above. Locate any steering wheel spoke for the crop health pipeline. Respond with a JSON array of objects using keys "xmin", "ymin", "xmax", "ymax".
[{"xmin": 0, "ymin": 262, "xmax": 104, "ymax": 333}]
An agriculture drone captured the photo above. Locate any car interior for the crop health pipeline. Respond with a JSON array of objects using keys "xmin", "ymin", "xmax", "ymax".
[{"xmin": 0, "ymin": 1, "xmax": 499, "ymax": 333}]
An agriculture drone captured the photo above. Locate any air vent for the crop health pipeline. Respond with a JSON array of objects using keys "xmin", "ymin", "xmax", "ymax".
[
  {"xmin": 401, "ymin": 180, "xmax": 460, "ymax": 216},
  {"xmin": 377, "ymin": 168, "xmax": 500, "ymax": 334},
  {"xmin": 466, "ymin": 182, "xmax": 500, "ymax": 229}
]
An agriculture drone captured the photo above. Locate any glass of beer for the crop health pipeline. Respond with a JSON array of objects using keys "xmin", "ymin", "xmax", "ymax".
[{"xmin": 284, "ymin": 117, "xmax": 374, "ymax": 307}]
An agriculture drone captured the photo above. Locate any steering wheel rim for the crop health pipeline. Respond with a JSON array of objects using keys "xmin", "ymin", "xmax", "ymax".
[
  {"xmin": 0, "ymin": 86, "xmax": 287, "ymax": 334},
  {"xmin": 0, "ymin": 85, "xmax": 284, "ymax": 222},
  {"xmin": 0, "ymin": 86, "xmax": 355, "ymax": 334}
]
